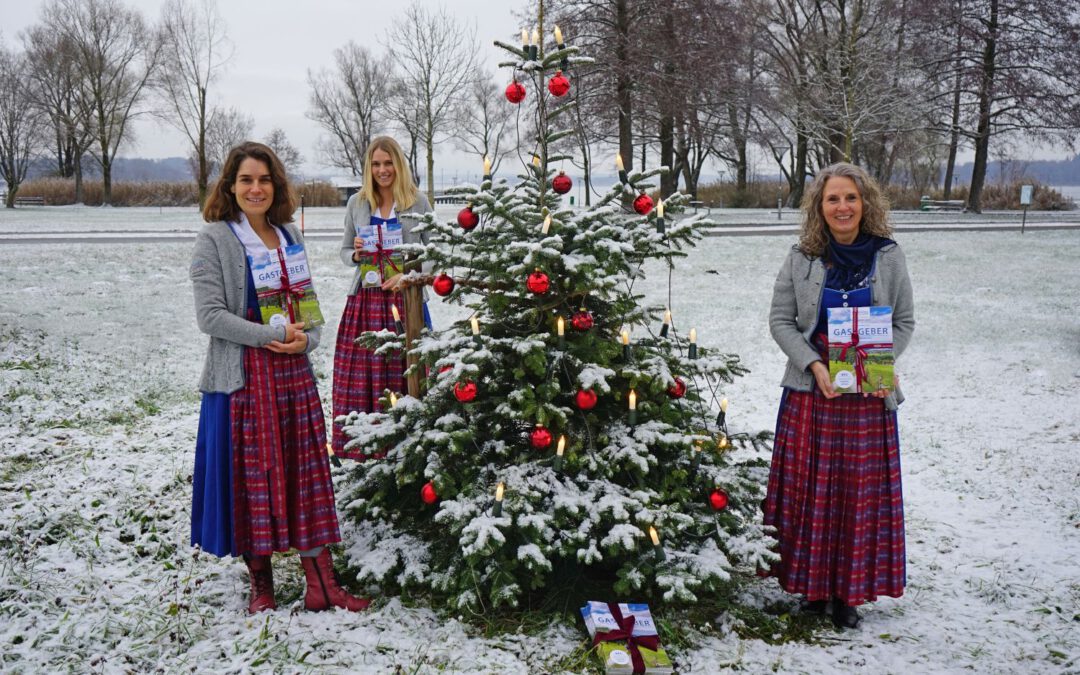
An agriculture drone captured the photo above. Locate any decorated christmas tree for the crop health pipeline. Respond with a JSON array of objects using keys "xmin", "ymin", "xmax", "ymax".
[{"xmin": 338, "ymin": 14, "xmax": 775, "ymax": 612}]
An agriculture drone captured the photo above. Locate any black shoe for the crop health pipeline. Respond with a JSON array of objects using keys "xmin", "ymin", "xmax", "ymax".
[
  {"xmin": 831, "ymin": 599, "xmax": 861, "ymax": 629},
  {"xmin": 799, "ymin": 598, "xmax": 829, "ymax": 615}
]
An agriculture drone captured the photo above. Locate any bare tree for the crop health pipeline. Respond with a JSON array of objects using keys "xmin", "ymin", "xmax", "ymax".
[
  {"xmin": 386, "ymin": 2, "xmax": 479, "ymax": 202},
  {"xmin": 156, "ymin": 0, "xmax": 232, "ymax": 206},
  {"xmin": 200, "ymin": 105, "xmax": 253, "ymax": 179},
  {"xmin": 43, "ymin": 0, "xmax": 160, "ymax": 205},
  {"xmin": 453, "ymin": 72, "xmax": 517, "ymax": 175},
  {"xmin": 0, "ymin": 46, "xmax": 46, "ymax": 208},
  {"xmin": 917, "ymin": 0, "xmax": 1080, "ymax": 211},
  {"xmin": 21, "ymin": 26, "xmax": 96, "ymax": 202},
  {"xmin": 263, "ymin": 127, "xmax": 304, "ymax": 177},
  {"xmin": 306, "ymin": 42, "xmax": 387, "ymax": 177}
]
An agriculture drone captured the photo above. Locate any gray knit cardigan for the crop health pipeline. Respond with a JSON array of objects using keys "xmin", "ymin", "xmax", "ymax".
[
  {"xmin": 190, "ymin": 220, "xmax": 321, "ymax": 394},
  {"xmin": 768, "ymin": 241, "xmax": 915, "ymax": 409}
]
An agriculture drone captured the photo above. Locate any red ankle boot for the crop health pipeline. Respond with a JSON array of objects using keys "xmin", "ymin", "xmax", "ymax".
[
  {"xmin": 244, "ymin": 555, "xmax": 276, "ymax": 614},
  {"xmin": 300, "ymin": 548, "xmax": 370, "ymax": 612}
]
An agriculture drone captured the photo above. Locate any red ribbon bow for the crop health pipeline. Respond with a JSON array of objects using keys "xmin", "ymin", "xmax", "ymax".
[
  {"xmin": 592, "ymin": 603, "xmax": 661, "ymax": 674},
  {"xmin": 272, "ymin": 248, "xmax": 309, "ymax": 322},
  {"xmin": 365, "ymin": 222, "xmax": 401, "ymax": 281},
  {"xmin": 836, "ymin": 310, "xmax": 889, "ymax": 389}
]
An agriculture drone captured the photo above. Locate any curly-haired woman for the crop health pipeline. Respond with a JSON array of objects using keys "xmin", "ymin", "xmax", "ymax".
[{"xmin": 762, "ymin": 162, "xmax": 915, "ymax": 629}]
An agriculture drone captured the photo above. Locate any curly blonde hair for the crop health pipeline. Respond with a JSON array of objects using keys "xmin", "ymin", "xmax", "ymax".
[{"xmin": 798, "ymin": 162, "xmax": 892, "ymax": 257}]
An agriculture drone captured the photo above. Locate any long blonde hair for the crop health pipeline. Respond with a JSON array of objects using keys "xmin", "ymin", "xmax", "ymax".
[
  {"xmin": 361, "ymin": 136, "xmax": 417, "ymax": 213},
  {"xmin": 798, "ymin": 162, "xmax": 892, "ymax": 257}
]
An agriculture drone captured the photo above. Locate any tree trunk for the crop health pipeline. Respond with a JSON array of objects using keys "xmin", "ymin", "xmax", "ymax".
[
  {"xmin": 967, "ymin": 0, "xmax": 998, "ymax": 213},
  {"xmin": 74, "ymin": 158, "xmax": 84, "ymax": 204},
  {"xmin": 615, "ymin": 0, "xmax": 633, "ymax": 175},
  {"xmin": 791, "ymin": 129, "xmax": 809, "ymax": 207},
  {"xmin": 942, "ymin": 26, "xmax": 965, "ymax": 200}
]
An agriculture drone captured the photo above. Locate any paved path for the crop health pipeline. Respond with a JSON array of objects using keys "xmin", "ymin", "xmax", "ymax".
[{"xmin": 2, "ymin": 207, "xmax": 1079, "ymax": 244}]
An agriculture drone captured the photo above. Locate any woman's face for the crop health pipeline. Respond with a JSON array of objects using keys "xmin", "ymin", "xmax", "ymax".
[
  {"xmin": 231, "ymin": 157, "xmax": 274, "ymax": 222},
  {"xmin": 370, "ymin": 148, "xmax": 397, "ymax": 191},
  {"xmin": 821, "ymin": 176, "xmax": 863, "ymax": 244}
]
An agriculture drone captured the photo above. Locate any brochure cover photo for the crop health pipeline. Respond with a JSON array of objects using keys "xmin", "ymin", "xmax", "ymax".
[{"xmin": 827, "ymin": 305, "xmax": 894, "ymax": 394}]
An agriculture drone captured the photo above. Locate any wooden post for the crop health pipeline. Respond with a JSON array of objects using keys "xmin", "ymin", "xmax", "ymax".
[{"xmin": 401, "ymin": 283, "xmax": 426, "ymax": 398}]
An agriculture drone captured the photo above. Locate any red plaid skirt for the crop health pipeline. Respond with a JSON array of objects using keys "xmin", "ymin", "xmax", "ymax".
[
  {"xmin": 761, "ymin": 388, "xmax": 906, "ymax": 605},
  {"xmin": 230, "ymin": 347, "xmax": 341, "ymax": 555},
  {"xmin": 331, "ymin": 288, "xmax": 405, "ymax": 459}
]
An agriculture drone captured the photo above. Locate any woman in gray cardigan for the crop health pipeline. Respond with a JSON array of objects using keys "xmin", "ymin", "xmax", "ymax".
[
  {"xmin": 190, "ymin": 142, "xmax": 368, "ymax": 614},
  {"xmin": 761, "ymin": 163, "xmax": 915, "ymax": 629},
  {"xmin": 331, "ymin": 136, "xmax": 433, "ymax": 458}
]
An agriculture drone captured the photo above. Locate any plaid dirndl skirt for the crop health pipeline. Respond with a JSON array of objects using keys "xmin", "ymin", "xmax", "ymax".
[
  {"xmin": 761, "ymin": 387, "xmax": 906, "ymax": 605},
  {"xmin": 230, "ymin": 347, "xmax": 341, "ymax": 556},
  {"xmin": 331, "ymin": 288, "xmax": 406, "ymax": 459}
]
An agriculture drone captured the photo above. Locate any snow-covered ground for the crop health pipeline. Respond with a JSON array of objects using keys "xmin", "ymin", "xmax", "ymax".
[{"xmin": 1, "ymin": 206, "xmax": 1078, "ymax": 673}]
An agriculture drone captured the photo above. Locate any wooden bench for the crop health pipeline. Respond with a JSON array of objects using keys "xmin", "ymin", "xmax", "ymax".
[
  {"xmin": 432, "ymin": 194, "xmax": 467, "ymax": 205},
  {"xmin": 919, "ymin": 197, "xmax": 964, "ymax": 212},
  {"xmin": 688, "ymin": 200, "xmax": 711, "ymax": 214},
  {"xmin": 14, "ymin": 196, "xmax": 45, "ymax": 207}
]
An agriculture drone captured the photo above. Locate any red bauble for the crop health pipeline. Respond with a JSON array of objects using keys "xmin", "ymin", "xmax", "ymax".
[
  {"xmin": 526, "ymin": 269, "xmax": 550, "ymax": 294},
  {"xmin": 421, "ymin": 481, "xmax": 438, "ymax": 504},
  {"xmin": 530, "ymin": 425, "xmax": 553, "ymax": 449},
  {"xmin": 570, "ymin": 309, "xmax": 594, "ymax": 331},
  {"xmin": 453, "ymin": 381, "xmax": 477, "ymax": 403},
  {"xmin": 457, "ymin": 206, "xmax": 479, "ymax": 230},
  {"xmin": 575, "ymin": 389, "xmax": 598, "ymax": 410},
  {"xmin": 552, "ymin": 171, "xmax": 572, "ymax": 194},
  {"xmin": 547, "ymin": 71, "xmax": 570, "ymax": 97},
  {"xmin": 505, "ymin": 80, "xmax": 526, "ymax": 104},
  {"xmin": 709, "ymin": 489, "xmax": 729, "ymax": 511},
  {"xmin": 633, "ymin": 193, "xmax": 655, "ymax": 215},
  {"xmin": 667, "ymin": 377, "xmax": 687, "ymax": 399},
  {"xmin": 432, "ymin": 273, "xmax": 455, "ymax": 296}
]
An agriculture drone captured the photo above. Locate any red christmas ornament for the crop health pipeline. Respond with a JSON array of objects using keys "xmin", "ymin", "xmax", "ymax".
[
  {"xmin": 547, "ymin": 71, "xmax": 570, "ymax": 97},
  {"xmin": 552, "ymin": 171, "xmax": 572, "ymax": 194},
  {"xmin": 457, "ymin": 206, "xmax": 479, "ymax": 230},
  {"xmin": 421, "ymin": 481, "xmax": 438, "ymax": 504},
  {"xmin": 709, "ymin": 489, "xmax": 729, "ymax": 511},
  {"xmin": 505, "ymin": 80, "xmax": 526, "ymax": 104},
  {"xmin": 453, "ymin": 381, "xmax": 477, "ymax": 403},
  {"xmin": 526, "ymin": 269, "xmax": 550, "ymax": 294},
  {"xmin": 570, "ymin": 309, "xmax": 594, "ymax": 331},
  {"xmin": 432, "ymin": 273, "xmax": 455, "ymax": 296},
  {"xmin": 575, "ymin": 389, "xmax": 598, "ymax": 410},
  {"xmin": 530, "ymin": 425, "xmax": 553, "ymax": 449},
  {"xmin": 633, "ymin": 193, "xmax": 655, "ymax": 215},
  {"xmin": 667, "ymin": 377, "xmax": 687, "ymax": 399}
]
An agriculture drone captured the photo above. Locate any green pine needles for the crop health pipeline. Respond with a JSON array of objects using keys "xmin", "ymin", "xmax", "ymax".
[{"xmin": 337, "ymin": 31, "xmax": 776, "ymax": 613}]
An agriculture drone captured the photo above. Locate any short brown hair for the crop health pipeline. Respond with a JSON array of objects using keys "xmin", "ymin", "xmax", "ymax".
[
  {"xmin": 798, "ymin": 162, "xmax": 892, "ymax": 257},
  {"xmin": 203, "ymin": 142, "xmax": 297, "ymax": 224}
]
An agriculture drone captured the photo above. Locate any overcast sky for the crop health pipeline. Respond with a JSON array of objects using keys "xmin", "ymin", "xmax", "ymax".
[{"xmin": 2, "ymin": 0, "xmax": 525, "ymax": 180}]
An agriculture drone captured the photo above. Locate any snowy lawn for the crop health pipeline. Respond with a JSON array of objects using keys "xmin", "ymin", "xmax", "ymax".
[{"xmin": 1, "ymin": 209, "xmax": 1078, "ymax": 673}]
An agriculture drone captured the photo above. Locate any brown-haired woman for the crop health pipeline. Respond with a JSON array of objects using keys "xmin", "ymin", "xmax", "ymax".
[
  {"xmin": 331, "ymin": 136, "xmax": 433, "ymax": 457},
  {"xmin": 190, "ymin": 141, "xmax": 368, "ymax": 614},
  {"xmin": 762, "ymin": 162, "xmax": 915, "ymax": 629}
]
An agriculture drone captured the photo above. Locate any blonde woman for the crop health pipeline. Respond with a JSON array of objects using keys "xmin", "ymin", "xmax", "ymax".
[{"xmin": 332, "ymin": 136, "xmax": 433, "ymax": 458}]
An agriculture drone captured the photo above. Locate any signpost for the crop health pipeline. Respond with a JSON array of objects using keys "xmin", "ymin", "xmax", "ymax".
[{"xmin": 1020, "ymin": 185, "xmax": 1033, "ymax": 234}]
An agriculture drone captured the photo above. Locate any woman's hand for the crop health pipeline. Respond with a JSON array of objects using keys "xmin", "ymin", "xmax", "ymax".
[
  {"xmin": 863, "ymin": 373, "xmax": 899, "ymax": 399},
  {"xmin": 809, "ymin": 361, "xmax": 840, "ymax": 399},
  {"xmin": 381, "ymin": 273, "xmax": 405, "ymax": 292},
  {"xmin": 352, "ymin": 237, "xmax": 365, "ymax": 262},
  {"xmin": 266, "ymin": 322, "xmax": 308, "ymax": 354}
]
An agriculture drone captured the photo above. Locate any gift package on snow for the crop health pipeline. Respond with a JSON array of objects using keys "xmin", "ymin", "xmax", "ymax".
[
  {"xmin": 580, "ymin": 601, "xmax": 673, "ymax": 674},
  {"xmin": 827, "ymin": 305, "xmax": 894, "ymax": 394}
]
